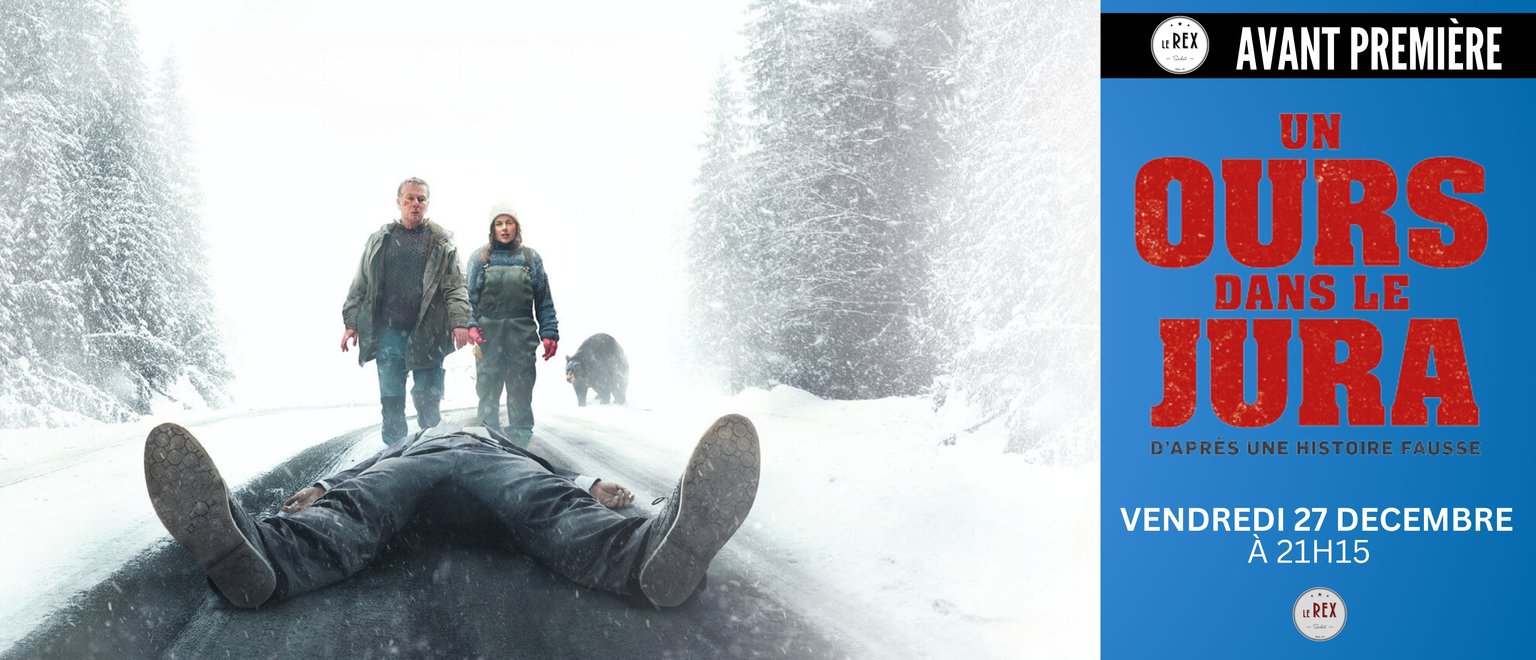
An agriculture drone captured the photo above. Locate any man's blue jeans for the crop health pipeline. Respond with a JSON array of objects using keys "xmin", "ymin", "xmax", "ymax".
[
  {"xmin": 251, "ymin": 432, "xmax": 650, "ymax": 602},
  {"xmin": 376, "ymin": 327, "xmax": 445, "ymax": 443}
]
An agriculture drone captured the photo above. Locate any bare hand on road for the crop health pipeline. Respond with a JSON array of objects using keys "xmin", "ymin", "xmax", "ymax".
[
  {"xmin": 590, "ymin": 481, "xmax": 634, "ymax": 509},
  {"xmin": 282, "ymin": 486, "xmax": 326, "ymax": 513}
]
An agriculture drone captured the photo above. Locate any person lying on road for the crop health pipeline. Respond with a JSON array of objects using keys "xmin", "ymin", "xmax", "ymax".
[{"xmin": 143, "ymin": 415, "xmax": 760, "ymax": 609}]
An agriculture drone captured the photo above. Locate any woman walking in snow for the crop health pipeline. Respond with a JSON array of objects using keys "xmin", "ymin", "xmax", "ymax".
[{"xmin": 466, "ymin": 203, "xmax": 560, "ymax": 446}]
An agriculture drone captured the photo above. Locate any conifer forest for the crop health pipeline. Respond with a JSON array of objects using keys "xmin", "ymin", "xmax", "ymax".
[
  {"xmin": 0, "ymin": 0, "xmax": 1096, "ymax": 462},
  {"xmin": 685, "ymin": 0, "xmax": 1096, "ymax": 460},
  {"xmin": 0, "ymin": 0, "xmax": 230, "ymax": 426}
]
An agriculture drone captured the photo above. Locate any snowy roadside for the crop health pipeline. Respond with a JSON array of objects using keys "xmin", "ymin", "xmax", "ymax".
[
  {"xmin": 0, "ymin": 404, "xmax": 377, "ymax": 651},
  {"xmin": 563, "ymin": 386, "xmax": 1100, "ymax": 659},
  {"xmin": 739, "ymin": 389, "xmax": 1099, "ymax": 659},
  {"xmin": 0, "ymin": 388, "xmax": 1097, "ymax": 658}
]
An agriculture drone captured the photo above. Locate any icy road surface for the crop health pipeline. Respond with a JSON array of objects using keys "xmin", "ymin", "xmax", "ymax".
[
  {"xmin": 0, "ymin": 404, "xmax": 380, "ymax": 651},
  {"xmin": 0, "ymin": 390, "xmax": 1096, "ymax": 658}
]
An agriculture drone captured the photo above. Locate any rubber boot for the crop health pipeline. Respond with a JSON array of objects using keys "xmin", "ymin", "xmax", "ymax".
[
  {"xmin": 381, "ymin": 396, "xmax": 408, "ymax": 444},
  {"xmin": 503, "ymin": 426, "xmax": 533, "ymax": 449},
  {"xmin": 413, "ymin": 393, "xmax": 442, "ymax": 431}
]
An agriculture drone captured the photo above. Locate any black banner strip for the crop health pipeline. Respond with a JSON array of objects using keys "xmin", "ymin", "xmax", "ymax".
[{"xmin": 1104, "ymin": 13, "xmax": 1536, "ymax": 78}]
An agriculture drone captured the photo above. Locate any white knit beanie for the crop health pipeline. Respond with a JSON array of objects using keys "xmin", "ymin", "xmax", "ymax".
[{"xmin": 488, "ymin": 201, "xmax": 518, "ymax": 222}]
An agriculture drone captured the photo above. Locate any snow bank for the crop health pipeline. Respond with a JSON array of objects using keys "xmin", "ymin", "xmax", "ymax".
[
  {"xmin": 0, "ymin": 404, "xmax": 376, "ymax": 650},
  {"xmin": 0, "ymin": 390, "xmax": 1097, "ymax": 658},
  {"xmin": 584, "ymin": 385, "xmax": 1100, "ymax": 658},
  {"xmin": 729, "ymin": 386, "xmax": 1099, "ymax": 658}
]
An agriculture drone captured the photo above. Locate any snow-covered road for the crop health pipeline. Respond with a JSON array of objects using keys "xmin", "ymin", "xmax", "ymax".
[
  {"xmin": 0, "ymin": 404, "xmax": 381, "ymax": 650},
  {"xmin": 0, "ymin": 389, "xmax": 1097, "ymax": 658}
]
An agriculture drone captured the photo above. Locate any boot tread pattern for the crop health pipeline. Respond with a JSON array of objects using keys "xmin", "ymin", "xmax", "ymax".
[
  {"xmin": 144, "ymin": 423, "xmax": 275, "ymax": 608},
  {"xmin": 639, "ymin": 414, "xmax": 761, "ymax": 607}
]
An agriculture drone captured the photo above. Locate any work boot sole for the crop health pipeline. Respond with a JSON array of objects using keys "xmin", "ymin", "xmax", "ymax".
[
  {"xmin": 144, "ymin": 423, "xmax": 275, "ymax": 608},
  {"xmin": 639, "ymin": 414, "xmax": 760, "ymax": 607}
]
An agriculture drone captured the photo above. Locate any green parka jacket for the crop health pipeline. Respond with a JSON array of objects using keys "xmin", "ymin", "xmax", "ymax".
[{"xmin": 341, "ymin": 219, "xmax": 472, "ymax": 368}]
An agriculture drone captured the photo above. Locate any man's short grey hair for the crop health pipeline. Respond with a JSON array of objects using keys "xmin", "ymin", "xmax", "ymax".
[{"xmin": 397, "ymin": 177, "xmax": 430, "ymax": 198}]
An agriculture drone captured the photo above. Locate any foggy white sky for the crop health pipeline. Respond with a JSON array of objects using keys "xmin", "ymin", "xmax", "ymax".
[{"xmin": 126, "ymin": 1, "xmax": 748, "ymax": 406}]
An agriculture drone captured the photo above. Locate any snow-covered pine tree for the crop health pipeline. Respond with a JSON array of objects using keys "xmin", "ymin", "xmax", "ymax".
[
  {"xmin": 685, "ymin": 66, "xmax": 756, "ymax": 391},
  {"xmin": 0, "ymin": 0, "xmax": 226, "ymax": 426},
  {"xmin": 0, "ymin": 0, "xmax": 128, "ymax": 425},
  {"xmin": 54, "ymin": 0, "xmax": 184, "ymax": 413},
  {"xmin": 147, "ymin": 55, "xmax": 233, "ymax": 407},
  {"xmin": 940, "ymin": 0, "xmax": 1098, "ymax": 461},
  {"xmin": 737, "ymin": 0, "xmax": 828, "ymax": 390},
  {"xmin": 743, "ymin": 0, "xmax": 959, "ymax": 399},
  {"xmin": 0, "ymin": 0, "xmax": 55, "ymax": 425}
]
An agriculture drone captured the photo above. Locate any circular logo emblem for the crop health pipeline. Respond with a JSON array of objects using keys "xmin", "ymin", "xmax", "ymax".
[
  {"xmin": 1150, "ymin": 16, "xmax": 1208, "ymax": 74},
  {"xmin": 1293, "ymin": 587, "xmax": 1347, "ymax": 641}
]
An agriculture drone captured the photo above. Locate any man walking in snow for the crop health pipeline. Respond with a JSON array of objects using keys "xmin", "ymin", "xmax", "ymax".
[
  {"xmin": 340, "ymin": 177, "xmax": 471, "ymax": 444},
  {"xmin": 143, "ymin": 414, "xmax": 760, "ymax": 609}
]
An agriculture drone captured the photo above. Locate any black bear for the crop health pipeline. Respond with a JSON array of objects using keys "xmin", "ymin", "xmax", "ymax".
[{"xmin": 565, "ymin": 333, "xmax": 628, "ymax": 407}]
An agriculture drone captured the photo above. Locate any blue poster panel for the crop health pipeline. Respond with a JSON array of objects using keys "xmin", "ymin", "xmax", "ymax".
[{"xmin": 1102, "ymin": 4, "xmax": 1536, "ymax": 657}]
